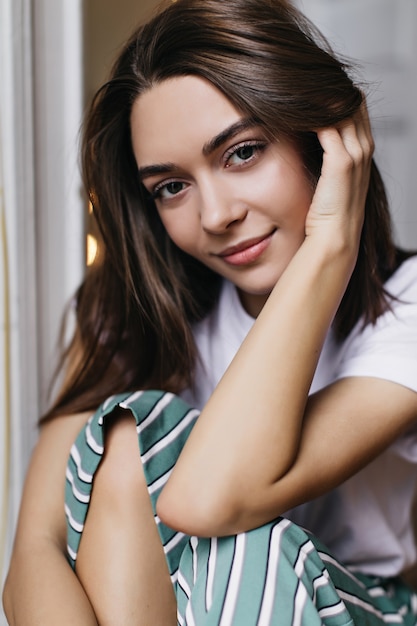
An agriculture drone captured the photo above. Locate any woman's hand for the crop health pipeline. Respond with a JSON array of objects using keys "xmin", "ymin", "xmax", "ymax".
[{"xmin": 305, "ymin": 101, "xmax": 374, "ymax": 255}]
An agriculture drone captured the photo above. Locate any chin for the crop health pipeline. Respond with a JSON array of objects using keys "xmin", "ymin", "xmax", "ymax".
[
  {"xmin": 237, "ymin": 272, "xmax": 284, "ymax": 296},
  {"xmin": 241, "ymin": 286, "xmax": 274, "ymax": 297}
]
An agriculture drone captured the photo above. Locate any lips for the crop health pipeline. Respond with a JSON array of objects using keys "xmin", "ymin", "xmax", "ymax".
[{"xmin": 217, "ymin": 230, "xmax": 276, "ymax": 266}]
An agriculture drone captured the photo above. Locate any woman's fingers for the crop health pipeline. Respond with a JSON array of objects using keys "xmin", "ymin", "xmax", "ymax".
[
  {"xmin": 337, "ymin": 102, "xmax": 374, "ymax": 182},
  {"xmin": 305, "ymin": 100, "xmax": 374, "ymax": 249}
]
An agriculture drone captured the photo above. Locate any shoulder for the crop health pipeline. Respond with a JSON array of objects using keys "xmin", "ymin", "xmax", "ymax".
[{"xmin": 333, "ymin": 255, "xmax": 417, "ymax": 392}]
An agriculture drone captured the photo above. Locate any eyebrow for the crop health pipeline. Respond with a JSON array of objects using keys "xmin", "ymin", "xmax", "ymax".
[
  {"xmin": 137, "ymin": 117, "xmax": 259, "ymax": 181},
  {"xmin": 202, "ymin": 117, "xmax": 259, "ymax": 156}
]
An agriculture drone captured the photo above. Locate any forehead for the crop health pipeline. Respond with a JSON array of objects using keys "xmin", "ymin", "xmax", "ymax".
[{"xmin": 130, "ymin": 75, "xmax": 242, "ymax": 166}]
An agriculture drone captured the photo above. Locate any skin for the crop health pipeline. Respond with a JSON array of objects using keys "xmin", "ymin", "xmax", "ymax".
[
  {"xmin": 75, "ymin": 413, "xmax": 177, "ymax": 625},
  {"xmin": 4, "ymin": 75, "xmax": 417, "ymax": 623},
  {"xmin": 2, "ymin": 413, "xmax": 99, "ymax": 625}
]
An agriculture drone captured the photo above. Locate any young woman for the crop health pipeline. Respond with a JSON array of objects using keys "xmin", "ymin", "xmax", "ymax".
[{"xmin": 4, "ymin": 0, "xmax": 417, "ymax": 624}]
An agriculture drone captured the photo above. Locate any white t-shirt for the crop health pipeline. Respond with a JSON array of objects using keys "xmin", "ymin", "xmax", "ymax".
[{"xmin": 181, "ymin": 256, "xmax": 417, "ymax": 577}]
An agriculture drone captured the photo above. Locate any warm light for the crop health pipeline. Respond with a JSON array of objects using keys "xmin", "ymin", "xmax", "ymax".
[{"xmin": 87, "ymin": 234, "xmax": 98, "ymax": 266}]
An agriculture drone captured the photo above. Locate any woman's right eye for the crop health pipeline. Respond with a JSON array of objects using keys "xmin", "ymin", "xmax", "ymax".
[{"xmin": 152, "ymin": 180, "xmax": 186, "ymax": 200}]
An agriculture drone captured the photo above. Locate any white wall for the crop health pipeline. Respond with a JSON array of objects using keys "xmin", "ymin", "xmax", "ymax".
[
  {"xmin": 0, "ymin": 1, "xmax": 84, "ymax": 623},
  {"xmin": 33, "ymin": 0, "xmax": 85, "ymax": 412},
  {"xmin": 0, "ymin": 3, "xmax": 39, "ymax": 615}
]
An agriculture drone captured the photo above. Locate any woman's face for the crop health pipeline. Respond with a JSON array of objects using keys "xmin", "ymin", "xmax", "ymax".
[{"xmin": 131, "ymin": 76, "xmax": 313, "ymax": 317}]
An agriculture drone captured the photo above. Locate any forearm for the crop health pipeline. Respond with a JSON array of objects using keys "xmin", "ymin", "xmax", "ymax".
[
  {"xmin": 158, "ymin": 238, "xmax": 356, "ymax": 534},
  {"xmin": 3, "ymin": 542, "xmax": 98, "ymax": 625},
  {"xmin": 201, "ymin": 237, "xmax": 354, "ymax": 461}
]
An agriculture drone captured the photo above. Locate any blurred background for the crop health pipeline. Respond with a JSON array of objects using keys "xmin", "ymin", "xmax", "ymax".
[{"xmin": 1, "ymin": 0, "xmax": 416, "ymax": 622}]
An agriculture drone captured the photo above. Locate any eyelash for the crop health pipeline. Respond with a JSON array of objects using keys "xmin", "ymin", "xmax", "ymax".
[
  {"xmin": 151, "ymin": 179, "xmax": 186, "ymax": 201},
  {"xmin": 224, "ymin": 140, "xmax": 267, "ymax": 167},
  {"xmin": 150, "ymin": 139, "xmax": 268, "ymax": 201}
]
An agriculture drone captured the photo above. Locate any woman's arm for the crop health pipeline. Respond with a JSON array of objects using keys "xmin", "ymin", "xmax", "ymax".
[
  {"xmin": 2, "ymin": 413, "xmax": 98, "ymax": 625},
  {"xmin": 157, "ymin": 105, "xmax": 417, "ymax": 537}
]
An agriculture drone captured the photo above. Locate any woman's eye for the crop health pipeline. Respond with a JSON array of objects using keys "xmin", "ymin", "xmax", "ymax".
[
  {"xmin": 153, "ymin": 180, "xmax": 186, "ymax": 200},
  {"xmin": 225, "ymin": 142, "xmax": 266, "ymax": 167}
]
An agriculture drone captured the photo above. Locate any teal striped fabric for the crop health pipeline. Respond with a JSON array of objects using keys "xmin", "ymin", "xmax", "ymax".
[
  {"xmin": 65, "ymin": 391, "xmax": 417, "ymax": 625},
  {"xmin": 65, "ymin": 389, "xmax": 199, "ymax": 584},
  {"xmin": 177, "ymin": 519, "xmax": 417, "ymax": 625}
]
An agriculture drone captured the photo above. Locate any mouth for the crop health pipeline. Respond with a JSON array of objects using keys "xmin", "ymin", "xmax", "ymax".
[{"xmin": 217, "ymin": 230, "xmax": 276, "ymax": 266}]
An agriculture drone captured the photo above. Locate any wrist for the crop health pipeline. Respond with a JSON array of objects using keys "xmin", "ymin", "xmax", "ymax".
[{"xmin": 303, "ymin": 223, "xmax": 361, "ymax": 271}]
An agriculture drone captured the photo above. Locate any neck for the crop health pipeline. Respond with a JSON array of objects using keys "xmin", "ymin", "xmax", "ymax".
[{"xmin": 237, "ymin": 289, "xmax": 270, "ymax": 318}]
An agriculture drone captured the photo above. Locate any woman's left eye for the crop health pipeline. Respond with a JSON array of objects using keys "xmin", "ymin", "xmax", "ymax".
[
  {"xmin": 225, "ymin": 141, "xmax": 266, "ymax": 167},
  {"xmin": 151, "ymin": 180, "xmax": 187, "ymax": 200}
]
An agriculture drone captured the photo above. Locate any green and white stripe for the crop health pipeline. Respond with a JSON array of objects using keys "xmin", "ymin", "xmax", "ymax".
[
  {"xmin": 65, "ymin": 390, "xmax": 198, "ymax": 583},
  {"xmin": 177, "ymin": 519, "xmax": 417, "ymax": 625},
  {"xmin": 65, "ymin": 390, "xmax": 417, "ymax": 625}
]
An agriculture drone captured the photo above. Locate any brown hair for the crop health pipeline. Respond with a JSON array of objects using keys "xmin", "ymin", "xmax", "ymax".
[{"xmin": 43, "ymin": 0, "xmax": 408, "ymax": 421}]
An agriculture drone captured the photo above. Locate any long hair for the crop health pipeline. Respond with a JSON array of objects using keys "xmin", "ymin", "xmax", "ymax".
[{"xmin": 43, "ymin": 0, "xmax": 405, "ymax": 420}]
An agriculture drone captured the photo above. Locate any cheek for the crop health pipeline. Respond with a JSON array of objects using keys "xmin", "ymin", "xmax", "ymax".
[
  {"xmin": 158, "ymin": 211, "xmax": 198, "ymax": 252},
  {"xmin": 252, "ymin": 156, "xmax": 313, "ymax": 218},
  {"xmin": 281, "ymin": 172, "xmax": 313, "ymax": 225}
]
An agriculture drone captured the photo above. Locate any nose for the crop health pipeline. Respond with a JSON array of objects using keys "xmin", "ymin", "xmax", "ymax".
[{"xmin": 199, "ymin": 178, "xmax": 248, "ymax": 234}]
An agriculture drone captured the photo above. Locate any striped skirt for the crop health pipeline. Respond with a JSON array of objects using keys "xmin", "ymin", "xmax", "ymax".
[{"xmin": 65, "ymin": 390, "xmax": 417, "ymax": 625}]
